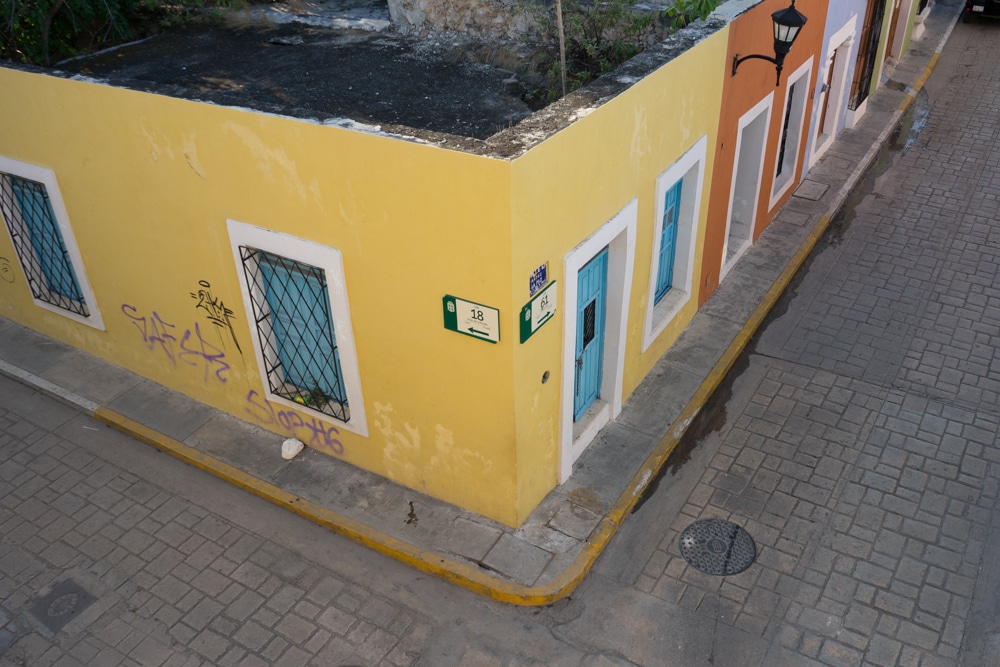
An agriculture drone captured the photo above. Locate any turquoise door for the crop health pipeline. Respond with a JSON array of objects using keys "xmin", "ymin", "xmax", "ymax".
[{"xmin": 574, "ymin": 248, "xmax": 608, "ymax": 420}]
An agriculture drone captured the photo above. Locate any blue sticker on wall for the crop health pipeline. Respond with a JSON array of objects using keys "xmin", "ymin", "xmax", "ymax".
[{"xmin": 529, "ymin": 263, "xmax": 548, "ymax": 297}]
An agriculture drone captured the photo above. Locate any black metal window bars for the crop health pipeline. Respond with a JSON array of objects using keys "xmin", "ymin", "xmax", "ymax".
[
  {"xmin": 0, "ymin": 174, "xmax": 89, "ymax": 317},
  {"xmin": 239, "ymin": 246, "xmax": 349, "ymax": 422}
]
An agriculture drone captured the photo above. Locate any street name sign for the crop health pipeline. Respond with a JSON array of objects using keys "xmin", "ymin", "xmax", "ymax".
[
  {"xmin": 443, "ymin": 295, "xmax": 500, "ymax": 344},
  {"xmin": 520, "ymin": 281, "xmax": 556, "ymax": 343}
]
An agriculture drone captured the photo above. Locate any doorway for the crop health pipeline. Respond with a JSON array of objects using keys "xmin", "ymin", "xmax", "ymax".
[
  {"xmin": 559, "ymin": 200, "xmax": 637, "ymax": 482},
  {"xmin": 722, "ymin": 95, "xmax": 772, "ymax": 277},
  {"xmin": 810, "ymin": 18, "xmax": 857, "ymax": 167}
]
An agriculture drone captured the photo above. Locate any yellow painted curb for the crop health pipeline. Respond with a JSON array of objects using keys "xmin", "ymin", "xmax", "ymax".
[
  {"xmin": 93, "ymin": 407, "xmax": 588, "ymax": 606},
  {"xmin": 899, "ymin": 51, "xmax": 941, "ymax": 110}
]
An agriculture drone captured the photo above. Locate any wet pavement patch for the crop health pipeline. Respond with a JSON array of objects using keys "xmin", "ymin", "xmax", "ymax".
[
  {"xmin": 28, "ymin": 580, "xmax": 97, "ymax": 634},
  {"xmin": 679, "ymin": 519, "xmax": 756, "ymax": 576}
]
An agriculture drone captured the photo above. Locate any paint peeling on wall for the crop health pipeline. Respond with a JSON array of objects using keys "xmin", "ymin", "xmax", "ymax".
[
  {"xmin": 428, "ymin": 423, "xmax": 494, "ymax": 480},
  {"xmin": 221, "ymin": 122, "xmax": 317, "ymax": 205},
  {"xmin": 183, "ymin": 135, "xmax": 207, "ymax": 179},
  {"xmin": 374, "ymin": 402, "xmax": 421, "ymax": 482}
]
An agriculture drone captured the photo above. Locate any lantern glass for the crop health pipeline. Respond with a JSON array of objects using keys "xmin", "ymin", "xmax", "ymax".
[{"xmin": 771, "ymin": 2, "xmax": 807, "ymax": 52}]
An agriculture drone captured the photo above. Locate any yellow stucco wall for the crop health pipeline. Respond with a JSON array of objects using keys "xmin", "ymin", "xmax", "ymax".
[
  {"xmin": 508, "ymin": 30, "xmax": 729, "ymax": 521},
  {"xmin": 0, "ymin": 27, "xmax": 728, "ymax": 527},
  {"xmin": 0, "ymin": 67, "xmax": 523, "ymax": 524}
]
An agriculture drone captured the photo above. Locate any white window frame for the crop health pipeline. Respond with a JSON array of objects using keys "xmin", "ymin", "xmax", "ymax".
[
  {"xmin": 642, "ymin": 136, "xmax": 707, "ymax": 352},
  {"xmin": 770, "ymin": 57, "xmax": 814, "ymax": 209},
  {"xmin": 0, "ymin": 156, "xmax": 104, "ymax": 330},
  {"xmin": 228, "ymin": 219, "xmax": 368, "ymax": 438}
]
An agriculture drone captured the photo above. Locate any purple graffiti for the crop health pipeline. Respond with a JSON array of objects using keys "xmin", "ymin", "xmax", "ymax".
[
  {"xmin": 245, "ymin": 389, "xmax": 344, "ymax": 456},
  {"xmin": 180, "ymin": 322, "xmax": 230, "ymax": 383},
  {"xmin": 123, "ymin": 304, "xmax": 229, "ymax": 383},
  {"xmin": 122, "ymin": 304, "xmax": 178, "ymax": 364}
]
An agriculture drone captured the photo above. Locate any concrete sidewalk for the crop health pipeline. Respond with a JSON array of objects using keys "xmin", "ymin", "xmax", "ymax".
[{"xmin": 0, "ymin": 1, "xmax": 962, "ymax": 605}]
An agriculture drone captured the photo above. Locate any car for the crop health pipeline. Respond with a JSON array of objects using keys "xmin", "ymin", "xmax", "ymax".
[{"xmin": 965, "ymin": 0, "xmax": 1000, "ymax": 21}]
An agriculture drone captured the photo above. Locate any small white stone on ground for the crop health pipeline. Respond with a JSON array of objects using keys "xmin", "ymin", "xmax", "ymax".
[{"xmin": 281, "ymin": 438, "xmax": 304, "ymax": 460}]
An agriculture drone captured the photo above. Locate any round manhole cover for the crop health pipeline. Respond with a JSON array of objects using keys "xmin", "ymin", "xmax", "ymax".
[
  {"xmin": 47, "ymin": 594, "xmax": 79, "ymax": 617},
  {"xmin": 679, "ymin": 519, "xmax": 756, "ymax": 576}
]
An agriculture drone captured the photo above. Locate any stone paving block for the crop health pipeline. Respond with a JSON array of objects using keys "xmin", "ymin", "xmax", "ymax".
[
  {"xmin": 129, "ymin": 635, "xmax": 173, "ymax": 667},
  {"xmin": 873, "ymin": 591, "xmax": 915, "ymax": 619},
  {"xmin": 185, "ymin": 542, "xmax": 225, "ymax": 571},
  {"xmin": 189, "ymin": 569, "xmax": 230, "ymax": 597},
  {"xmin": 262, "ymin": 585, "xmax": 303, "ymax": 615},
  {"xmin": 185, "ymin": 598, "xmax": 224, "ymax": 632},
  {"xmin": 233, "ymin": 620, "xmax": 272, "ymax": 651},
  {"xmin": 224, "ymin": 590, "xmax": 264, "ymax": 623},
  {"xmin": 307, "ymin": 635, "xmax": 356, "ymax": 665},
  {"xmin": 186, "ymin": 414, "xmax": 289, "ymax": 482},
  {"xmin": 437, "ymin": 517, "xmax": 503, "ymax": 561},
  {"xmin": 190, "ymin": 629, "xmax": 230, "ymax": 661},
  {"xmin": 38, "ymin": 352, "xmax": 140, "ymax": 405},
  {"xmin": 273, "ymin": 614, "xmax": 316, "ymax": 644},
  {"xmin": 211, "ymin": 616, "xmax": 239, "ymax": 639},
  {"xmin": 303, "ymin": 627, "xmax": 331, "ymax": 654},
  {"xmin": 864, "ymin": 633, "xmax": 902, "ymax": 667},
  {"xmin": 108, "ymin": 381, "xmax": 215, "ymax": 443},
  {"xmin": 272, "ymin": 645, "xmax": 312, "ymax": 667},
  {"xmin": 261, "ymin": 635, "xmax": 290, "ymax": 662},
  {"xmin": 302, "ymin": 576, "xmax": 344, "ymax": 608},
  {"xmin": 480, "ymin": 534, "xmax": 551, "ymax": 584},
  {"xmin": 357, "ymin": 597, "xmax": 398, "ymax": 629},
  {"xmin": 316, "ymin": 606, "xmax": 355, "ymax": 636}
]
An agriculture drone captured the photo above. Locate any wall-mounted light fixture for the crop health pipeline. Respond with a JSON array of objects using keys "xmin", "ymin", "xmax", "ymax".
[{"xmin": 732, "ymin": 0, "xmax": 808, "ymax": 87}]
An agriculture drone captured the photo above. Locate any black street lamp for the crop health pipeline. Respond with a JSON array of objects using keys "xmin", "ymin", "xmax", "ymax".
[{"xmin": 732, "ymin": 0, "xmax": 808, "ymax": 87}]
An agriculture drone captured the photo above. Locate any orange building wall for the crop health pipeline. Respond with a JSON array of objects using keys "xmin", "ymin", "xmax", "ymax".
[{"xmin": 700, "ymin": 0, "xmax": 828, "ymax": 303}]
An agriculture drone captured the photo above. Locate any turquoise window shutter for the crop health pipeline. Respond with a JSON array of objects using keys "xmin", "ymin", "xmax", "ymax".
[
  {"xmin": 655, "ymin": 179, "xmax": 682, "ymax": 305},
  {"xmin": 11, "ymin": 176, "xmax": 85, "ymax": 304},
  {"xmin": 258, "ymin": 252, "xmax": 347, "ymax": 406}
]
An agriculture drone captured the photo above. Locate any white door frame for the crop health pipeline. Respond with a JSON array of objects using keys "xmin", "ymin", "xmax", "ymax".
[
  {"xmin": 889, "ymin": 0, "xmax": 910, "ymax": 60},
  {"xmin": 809, "ymin": 17, "xmax": 858, "ymax": 168},
  {"xmin": 559, "ymin": 199, "xmax": 636, "ymax": 483},
  {"xmin": 721, "ymin": 93, "xmax": 773, "ymax": 279}
]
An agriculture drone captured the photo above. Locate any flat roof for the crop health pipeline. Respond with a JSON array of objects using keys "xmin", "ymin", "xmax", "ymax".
[{"xmin": 19, "ymin": 0, "xmax": 726, "ymax": 157}]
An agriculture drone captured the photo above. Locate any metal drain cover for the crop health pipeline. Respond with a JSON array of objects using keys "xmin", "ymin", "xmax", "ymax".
[
  {"xmin": 28, "ymin": 580, "xmax": 97, "ymax": 634},
  {"xmin": 679, "ymin": 519, "xmax": 756, "ymax": 576}
]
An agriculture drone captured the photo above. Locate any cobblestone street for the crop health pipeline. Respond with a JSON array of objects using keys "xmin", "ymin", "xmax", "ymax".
[
  {"xmin": 578, "ymin": 13, "xmax": 1000, "ymax": 666},
  {"xmin": 0, "ymin": 391, "xmax": 437, "ymax": 667}
]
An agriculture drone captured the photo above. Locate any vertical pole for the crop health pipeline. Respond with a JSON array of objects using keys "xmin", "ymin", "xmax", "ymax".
[{"xmin": 556, "ymin": 0, "xmax": 567, "ymax": 97}]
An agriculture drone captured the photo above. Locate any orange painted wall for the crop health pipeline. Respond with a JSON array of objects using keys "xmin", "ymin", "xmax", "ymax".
[{"xmin": 700, "ymin": 0, "xmax": 828, "ymax": 303}]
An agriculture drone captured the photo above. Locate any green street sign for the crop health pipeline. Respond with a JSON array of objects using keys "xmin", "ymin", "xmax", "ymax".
[
  {"xmin": 443, "ymin": 295, "xmax": 500, "ymax": 344},
  {"xmin": 520, "ymin": 281, "xmax": 556, "ymax": 343}
]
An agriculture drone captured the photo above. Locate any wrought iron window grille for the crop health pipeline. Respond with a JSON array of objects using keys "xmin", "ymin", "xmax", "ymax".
[
  {"xmin": 849, "ymin": 0, "xmax": 886, "ymax": 110},
  {"xmin": 239, "ymin": 246, "xmax": 349, "ymax": 422},
  {"xmin": 0, "ymin": 173, "xmax": 89, "ymax": 317}
]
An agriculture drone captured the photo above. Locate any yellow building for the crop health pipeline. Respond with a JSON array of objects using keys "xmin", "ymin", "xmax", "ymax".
[{"xmin": 0, "ymin": 23, "xmax": 727, "ymax": 527}]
